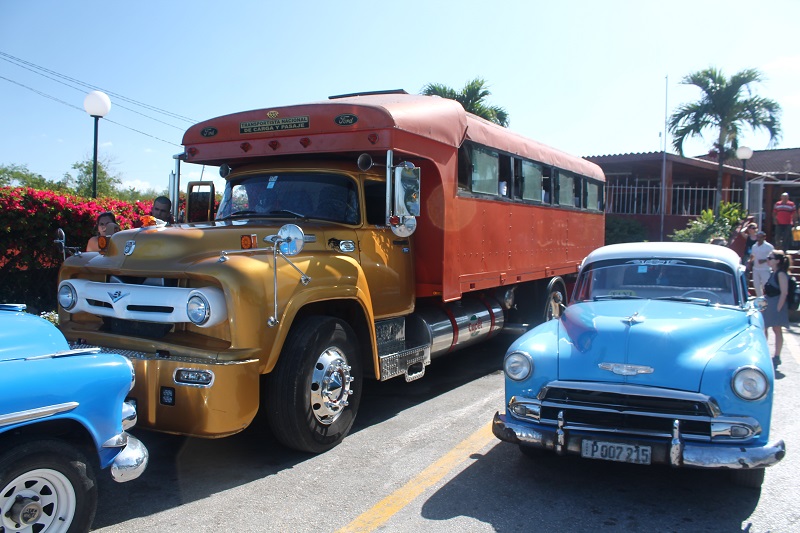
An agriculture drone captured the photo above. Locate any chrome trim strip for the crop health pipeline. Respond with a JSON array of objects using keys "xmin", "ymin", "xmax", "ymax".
[
  {"xmin": 68, "ymin": 343, "xmax": 258, "ymax": 366},
  {"xmin": 121, "ymin": 401, "xmax": 138, "ymax": 430},
  {"xmin": 102, "ymin": 431, "xmax": 129, "ymax": 448},
  {"xmin": 25, "ymin": 347, "xmax": 101, "ymax": 360},
  {"xmin": 0, "ymin": 402, "xmax": 79, "ymax": 428}
]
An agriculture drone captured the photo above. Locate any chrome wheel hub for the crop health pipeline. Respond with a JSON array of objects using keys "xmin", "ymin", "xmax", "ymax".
[{"xmin": 310, "ymin": 347, "xmax": 354, "ymax": 425}]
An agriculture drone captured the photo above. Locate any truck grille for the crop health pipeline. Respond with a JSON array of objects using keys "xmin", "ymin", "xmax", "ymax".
[{"xmin": 102, "ymin": 317, "xmax": 173, "ymax": 339}]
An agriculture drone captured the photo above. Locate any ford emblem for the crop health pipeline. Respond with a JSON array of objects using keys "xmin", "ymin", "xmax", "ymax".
[
  {"xmin": 201, "ymin": 127, "xmax": 218, "ymax": 137},
  {"xmin": 124, "ymin": 240, "xmax": 136, "ymax": 256},
  {"xmin": 334, "ymin": 114, "xmax": 358, "ymax": 126}
]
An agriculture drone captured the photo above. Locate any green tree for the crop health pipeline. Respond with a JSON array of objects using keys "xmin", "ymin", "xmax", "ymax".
[
  {"xmin": 421, "ymin": 77, "xmax": 509, "ymax": 126},
  {"xmin": 0, "ymin": 163, "xmax": 71, "ymax": 191},
  {"xmin": 668, "ymin": 67, "xmax": 781, "ymax": 215},
  {"xmin": 66, "ymin": 157, "xmax": 123, "ymax": 198}
]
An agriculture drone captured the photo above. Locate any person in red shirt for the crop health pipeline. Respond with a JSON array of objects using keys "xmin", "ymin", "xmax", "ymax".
[{"xmin": 772, "ymin": 192, "xmax": 796, "ymax": 251}]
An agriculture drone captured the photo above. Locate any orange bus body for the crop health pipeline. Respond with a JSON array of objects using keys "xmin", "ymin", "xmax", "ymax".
[{"xmin": 182, "ymin": 92, "xmax": 605, "ymax": 302}]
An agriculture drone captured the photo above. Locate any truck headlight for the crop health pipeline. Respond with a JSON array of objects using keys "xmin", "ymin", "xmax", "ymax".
[
  {"xmin": 504, "ymin": 351, "xmax": 533, "ymax": 381},
  {"xmin": 58, "ymin": 283, "xmax": 77, "ymax": 310},
  {"xmin": 732, "ymin": 366, "xmax": 768, "ymax": 400},
  {"xmin": 186, "ymin": 294, "xmax": 211, "ymax": 325}
]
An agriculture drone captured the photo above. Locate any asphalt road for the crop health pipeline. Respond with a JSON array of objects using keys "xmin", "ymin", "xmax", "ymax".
[{"xmin": 92, "ymin": 330, "xmax": 798, "ymax": 532}]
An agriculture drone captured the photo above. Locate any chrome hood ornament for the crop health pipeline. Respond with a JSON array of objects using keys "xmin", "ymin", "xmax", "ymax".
[
  {"xmin": 623, "ymin": 311, "xmax": 645, "ymax": 325},
  {"xmin": 598, "ymin": 363, "xmax": 654, "ymax": 376}
]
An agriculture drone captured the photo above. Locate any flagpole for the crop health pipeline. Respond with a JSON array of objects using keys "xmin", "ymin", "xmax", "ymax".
[{"xmin": 660, "ymin": 75, "xmax": 668, "ymax": 241}]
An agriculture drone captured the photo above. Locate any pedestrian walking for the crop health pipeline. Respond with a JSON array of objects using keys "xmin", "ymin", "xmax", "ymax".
[
  {"xmin": 750, "ymin": 231, "xmax": 775, "ymax": 297},
  {"xmin": 762, "ymin": 250, "xmax": 791, "ymax": 368}
]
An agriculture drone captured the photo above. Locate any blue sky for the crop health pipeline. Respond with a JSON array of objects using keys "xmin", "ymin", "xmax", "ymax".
[{"xmin": 2, "ymin": 0, "xmax": 799, "ymax": 193}]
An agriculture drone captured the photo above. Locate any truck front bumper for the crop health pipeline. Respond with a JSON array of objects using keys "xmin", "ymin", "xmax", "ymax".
[{"xmin": 493, "ymin": 412, "xmax": 786, "ymax": 470}]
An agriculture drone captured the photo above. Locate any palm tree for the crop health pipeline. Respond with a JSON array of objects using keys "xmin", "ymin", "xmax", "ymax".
[
  {"xmin": 668, "ymin": 67, "xmax": 781, "ymax": 215},
  {"xmin": 421, "ymin": 77, "xmax": 509, "ymax": 127}
]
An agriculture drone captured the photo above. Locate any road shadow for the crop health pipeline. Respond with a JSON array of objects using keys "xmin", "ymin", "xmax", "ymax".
[
  {"xmin": 91, "ymin": 334, "xmax": 512, "ymax": 529},
  {"xmin": 420, "ymin": 443, "xmax": 761, "ymax": 532},
  {"xmin": 352, "ymin": 335, "xmax": 510, "ymax": 432}
]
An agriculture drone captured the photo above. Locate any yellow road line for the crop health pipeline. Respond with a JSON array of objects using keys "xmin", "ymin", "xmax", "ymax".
[{"xmin": 336, "ymin": 422, "xmax": 495, "ymax": 533}]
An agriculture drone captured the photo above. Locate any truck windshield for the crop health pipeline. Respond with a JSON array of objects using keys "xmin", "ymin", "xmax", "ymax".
[{"xmin": 217, "ymin": 172, "xmax": 360, "ymax": 224}]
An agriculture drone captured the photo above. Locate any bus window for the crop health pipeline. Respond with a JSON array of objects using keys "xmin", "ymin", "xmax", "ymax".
[
  {"xmin": 587, "ymin": 180, "xmax": 601, "ymax": 211},
  {"xmin": 573, "ymin": 174, "xmax": 583, "ymax": 208},
  {"xmin": 457, "ymin": 145, "xmax": 471, "ymax": 191},
  {"xmin": 498, "ymin": 155, "xmax": 512, "ymax": 197},
  {"xmin": 542, "ymin": 167, "xmax": 554, "ymax": 204},
  {"xmin": 520, "ymin": 160, "xmax": 544, "ymax": 202},
  {"xmin": 471, "ymin": 145, "xmax": 499, "ymax": 195},
  {"xmin": 558, "ymin": 171, "xmax": 574, "ymax": 206}
]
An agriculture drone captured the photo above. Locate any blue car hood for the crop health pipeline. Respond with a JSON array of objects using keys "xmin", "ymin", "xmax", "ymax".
[
  {"xmin": 0, "ymin": 312, "xmax": 69, "ymax": 363},
  {"xmin": 557, "ymin": 300, "xmax": 751, "ymax": 391}
]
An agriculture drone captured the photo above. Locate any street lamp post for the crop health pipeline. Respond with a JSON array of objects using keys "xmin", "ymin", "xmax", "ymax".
[
  {"xmin": 736, "ymin": 146, "xmax": 753, "ymax": 212},
  {"xmin": 83, "ymin": 91, "xmax": 111, "ymax": 198}
]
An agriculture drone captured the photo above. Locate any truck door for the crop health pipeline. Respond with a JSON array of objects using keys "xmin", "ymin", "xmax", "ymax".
[{"xmin": 357, "ymin": 177, "xmax": 414, "ymax": 318}]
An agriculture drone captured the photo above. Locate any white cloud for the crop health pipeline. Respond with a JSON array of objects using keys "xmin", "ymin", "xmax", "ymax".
[{"xmin": 121, "ymin": 179, "xmax": 155, "ymax": 192}]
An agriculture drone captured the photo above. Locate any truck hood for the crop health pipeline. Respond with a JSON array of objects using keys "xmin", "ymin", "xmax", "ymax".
[
  {"xmin": 557, "ymin": 300, "xmax": 750, "ymax": 391},
  {"xmin": 75, "ymin": 220, "xmax": 334, "ymax": 269},
  {"xmin": 102, "ymin": 222, "xmax": 262, "ymax": 267}
]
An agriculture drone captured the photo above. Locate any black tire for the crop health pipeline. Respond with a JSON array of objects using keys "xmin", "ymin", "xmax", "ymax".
[
  {"xmin": 538, "ymin": 278, "xmax": 567, "ymax": 323},
  {"xmin": 265, "ymin": 316, "xmax": 363, "ymax": 453},
  {"xmin": 0, "ymin": 439, "xmax": 97, "ymax": 533},
  {"xmin": 730, "ymin": 468, "xmax": 765, "ymax": 489}
]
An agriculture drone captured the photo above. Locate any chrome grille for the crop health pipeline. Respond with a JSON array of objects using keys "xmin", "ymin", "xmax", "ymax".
[{"xmin": 536, "ymin": 382, "xmax": 718, "ymax": 438}]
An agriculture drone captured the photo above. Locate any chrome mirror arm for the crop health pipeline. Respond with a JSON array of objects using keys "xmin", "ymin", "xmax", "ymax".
[{"xmin": 267, "ymin": 236, "xmax": 312, "ymax": 328}]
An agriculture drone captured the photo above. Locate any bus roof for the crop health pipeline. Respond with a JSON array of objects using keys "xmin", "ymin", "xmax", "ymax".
[{"xmin": 182, "ymin": 92, "xmax": 604, "ymax": 181}]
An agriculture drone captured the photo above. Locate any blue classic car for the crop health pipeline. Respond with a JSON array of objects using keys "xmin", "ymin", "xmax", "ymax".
[
  {"xmin": 0, "ymin": 304, "xmax": 148, "ymax": 531},
  {"xmin": 493, "ymin": 242, "xmax": 785, "ymax": 488}
]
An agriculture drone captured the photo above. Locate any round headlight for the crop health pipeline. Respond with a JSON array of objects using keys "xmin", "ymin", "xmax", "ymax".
[
  {"xmin": 732, "ymin": 366, "xmax": 768, "ymax": 400},
  {"xmin": 186, "ymin": 294, "xmax": 211, "ymax": 325},
  {"xmin": 58, "ymin": 283, "xmax": 77, "ymax": 310},
  {"xmin": 504, "ymin": 351, "xmax": 533, "ymax": 381}
]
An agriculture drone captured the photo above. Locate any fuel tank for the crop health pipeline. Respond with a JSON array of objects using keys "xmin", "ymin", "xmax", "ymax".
[{"xmin": 408, "ymin": 296, "xmax": 505, "ymax": 359}]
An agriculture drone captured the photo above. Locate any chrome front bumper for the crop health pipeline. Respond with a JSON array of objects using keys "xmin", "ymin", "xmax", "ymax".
[
  {"xmin": 493, "ymin": 412, "xmax": 786, "ymax": 470},
  {"xmin": 110, "ymin": 433, "xmax": 149, "ymax": 482}
]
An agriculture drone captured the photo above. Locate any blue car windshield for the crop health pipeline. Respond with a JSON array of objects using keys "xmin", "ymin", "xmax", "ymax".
[
  {"xmin": 217, "ymin": 172, "xmax": 360, "ymax": 224},
  {"xmin": 573, "ymin": 258, "xmax": 742, "ymax": 306}
]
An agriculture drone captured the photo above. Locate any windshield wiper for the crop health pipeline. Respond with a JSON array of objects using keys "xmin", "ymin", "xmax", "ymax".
[
  {"xmin": 268, "ymin": 210, "xmax": 306, "ymax": 218},
  {"xmin": 226, "ymin": 210, "xmax": 258, "ymax": 218},
  {"xmin": 654, "ymin": 296, "xmax": 711, "ymax": 305},
  {"xmin": 220, "ymin": 209, "xmax": 307, "ymax": 220},
  {"xmin": 592, "ymin": 294, "xmax": 644, "ymax": 300}
]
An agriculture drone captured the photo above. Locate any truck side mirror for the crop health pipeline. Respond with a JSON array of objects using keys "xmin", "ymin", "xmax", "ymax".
[
  {"xmin": 389, "ymin": 165, "xmax": 420, "ymax": 237},
  {"xmin": 395, "ymin": 165, "xmax": 420, "ymax": 217}
]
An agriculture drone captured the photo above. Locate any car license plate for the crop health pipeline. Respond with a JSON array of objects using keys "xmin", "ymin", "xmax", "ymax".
[{"xmin": 581, "ymin": 439, "xmax": 651, "ymax": 465}]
